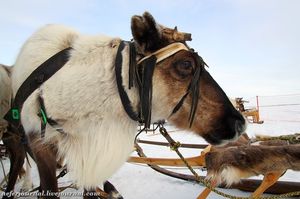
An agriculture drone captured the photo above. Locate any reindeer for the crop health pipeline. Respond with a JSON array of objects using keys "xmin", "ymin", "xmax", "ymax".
[
  {"xmin": 0, "ymin": 64, "xmax": 12, "ymax": 136},
  {"xmin": 0, "ymin": 64, "xmax": 34, "ymax": 194},
  {"xmin": 6, "ymin": 12, "xmax": 245, "ymax": 198}
]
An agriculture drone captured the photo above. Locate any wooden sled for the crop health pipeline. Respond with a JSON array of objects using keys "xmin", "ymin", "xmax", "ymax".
[
  {"xmin": 243, "ymin": 109, "xmax": 264, "ymax": 124},
  {"xmin": 234, "ymin": 97, "xmax": 264, "ymax": 124},
  {"xmin": 128, "ymin": 145, "xmax": 210, "ymax": 167}
]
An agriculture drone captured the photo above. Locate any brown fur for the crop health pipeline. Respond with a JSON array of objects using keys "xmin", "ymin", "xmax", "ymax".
[
  {"xmin": 154, "ymin": 50, "xmax": 245, "ymax": 144},
  {"xmin": 199, "ymin": 137, "xmax": 300, "ymax": 199},
  {"xmin": 259, "ymin": 139, "xmax": 290, "ymax": 146},
  {"xmin": 28, "ymin": 133, "xmax": 59, "ymax": 197},
  {"xmin": 2, "ymin": 127, "xmax": 26, "ymax": 199},
  {"xmin": 132, "ymin": 12, "xmax": 190, "ymax": 54},
  {"xmin": 206, "ymin": 144, "xmax": 300, "ymax": 177}
]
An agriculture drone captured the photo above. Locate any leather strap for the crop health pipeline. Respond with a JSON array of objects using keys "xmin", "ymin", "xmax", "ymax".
[
  {"xmin": 4, "ymin": 47, "xmax": 71, "ymax": 156},
  {"xmin": 5, "ymin": 47, "xmax": 72, "ymax": 127},
  {"xmin": 115, "ymin": 41, "xmax": 140, "ymax": 122}
]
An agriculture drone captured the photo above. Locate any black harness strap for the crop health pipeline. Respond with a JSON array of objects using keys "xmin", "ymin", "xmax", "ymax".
[
  {"xmin": 138, "ymin": 55, "xmax": 157, "ymax": 128},
  {"xmin": 128, "ymin": 42, "xmax": 137, "ymax": 89},
  {"xmin": 115, "ymin": 41, "xmax": 158, "ymax": 128},
  {"xmin": 5, "ymin": 47, "xmax": 72, "ymax": 126},
  {"xmin": 116, "ymin": 41, "xmax": 205, "ymax": 128},
  {"xmin": 115, "ymin": 41, "xmax": 140, "ymax": 122},
  {"xmin": 4, "ymin": 47, "xmax": 71, "ymax": 154},
  {"xmin": 38, "ymin": 95, "xmax": 66, "ymax": 137},
  {"xmin": 169, "ymin": 53, "xmax": 205, "ymax": 127}
]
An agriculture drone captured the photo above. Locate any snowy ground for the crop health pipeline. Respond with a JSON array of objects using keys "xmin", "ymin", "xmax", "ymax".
[{"xmin": 0, "ymin": 95, "xmax": 299, "ymax": 198}]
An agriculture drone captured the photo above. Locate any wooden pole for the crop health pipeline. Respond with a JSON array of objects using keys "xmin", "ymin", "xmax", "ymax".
[
  {"xmin": 256, "ymin": 95, "xmax": 259, "ymax": 112},
  {"xmin": 128, "ymin": 155, "xmax": 205, "ymax": 167},
  {"xmin": 227, "ymin": 179, "xmax": 300, "ymax": 195}
]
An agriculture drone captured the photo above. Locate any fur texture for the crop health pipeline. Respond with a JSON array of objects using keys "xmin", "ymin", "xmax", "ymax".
[
  {"xmin": 12, "ymin": 25, "xmax": 138, "ymax": 188},
  {"xmin": 206, "ymin": 143, "xmax": 300, "ymax": 186},
  {"xmin": 207, "ymin": 166, "xmax": 242, "ymax": 187}
]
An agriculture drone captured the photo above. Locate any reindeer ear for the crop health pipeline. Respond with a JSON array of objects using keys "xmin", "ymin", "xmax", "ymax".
[{"xmin": 131, "ymin": 12, "xmax": 162, "ymax": 53}]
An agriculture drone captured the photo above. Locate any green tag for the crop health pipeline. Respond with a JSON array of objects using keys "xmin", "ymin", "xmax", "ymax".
[
  {"xmin": 12, "ymin": 109, "xmax": 20, "ymax": 120},
  {"xmin": 40, "ymin": 109, "xmax": 47, "ymax": 124}
]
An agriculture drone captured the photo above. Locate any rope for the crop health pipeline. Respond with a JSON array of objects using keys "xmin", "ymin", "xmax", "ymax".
[
  {"xmin": 262, "ymin": 119, "xmax": 300, "ymax": 123},
  {"xmin": 259, "ymin": 103, "xmax": 300, "ymax": 107},
  {"xmin": 159, "ymin": 125, "xmax": 202, "ymax": 181},
  {"xmin": 254, "ymin": 133, "xmax": 300, "ymax": 144},
  {"xmin": 258, "ymin": 93, "xmax": 300, "ymax": 97},
  {"xmin": 158, "ymin": 123, "xmax": 300, "ymax": 199}
]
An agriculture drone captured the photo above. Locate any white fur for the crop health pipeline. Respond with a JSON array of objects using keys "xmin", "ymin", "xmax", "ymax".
[
  {"xmin": 207, "ymin": 166, "xmax": 254, "ymax": 187},
  {"xmin": 11, "ymin": 25, "xmax": 143, "ymax": 189},
  {"xmin": 219, "ymin": 167, "xmax": 242, "ymax": 186}
]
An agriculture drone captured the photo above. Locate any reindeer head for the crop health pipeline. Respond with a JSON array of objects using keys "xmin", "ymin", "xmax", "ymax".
[{"xmin": 131, "ymin": 12, "xmax": 245, "ymax": 145}]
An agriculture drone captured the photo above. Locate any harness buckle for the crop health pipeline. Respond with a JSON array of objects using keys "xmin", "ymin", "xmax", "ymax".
[
  {"xmin": 40, "ymin": 108, "xmax": 48, "ymax": 125},
  {"xmin": 11, "ymin": 108, "xmax": 20, "ymax": 120}
]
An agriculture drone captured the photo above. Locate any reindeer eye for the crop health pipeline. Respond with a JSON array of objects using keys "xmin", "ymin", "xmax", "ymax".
[
  {"xmin": 173, "ymin": 60, "xmax": 193, "ymax": 79},
  {"xmin": 181, "ymin": 61, "xmax": 192, "ymax": 68}
]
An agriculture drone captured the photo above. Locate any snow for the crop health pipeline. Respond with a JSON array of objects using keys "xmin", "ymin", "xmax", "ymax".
[{"xmin": 1, "ymin": 95, "xmax": 300, "ymax": 198}]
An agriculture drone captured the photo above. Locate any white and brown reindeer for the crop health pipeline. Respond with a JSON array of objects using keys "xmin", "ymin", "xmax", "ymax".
[{"xmin": 5, "ymin": 12, "xmax": 245, "ymax": 198}]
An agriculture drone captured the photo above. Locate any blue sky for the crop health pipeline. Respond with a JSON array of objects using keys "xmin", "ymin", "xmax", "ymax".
[{"xmin": 0, "ymin": 0, "xmax": 299, "ymax": 98}]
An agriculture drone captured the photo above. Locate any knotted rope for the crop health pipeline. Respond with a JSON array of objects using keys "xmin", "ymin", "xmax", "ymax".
[{"xmin": 254, "ymin": 133, "xmax": 300, "ymax": 144}]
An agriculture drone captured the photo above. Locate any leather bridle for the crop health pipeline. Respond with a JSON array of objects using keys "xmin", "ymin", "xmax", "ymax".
[{"xmin": 115, "ymin": 41, "xmax": 207, "ymax": 128}]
